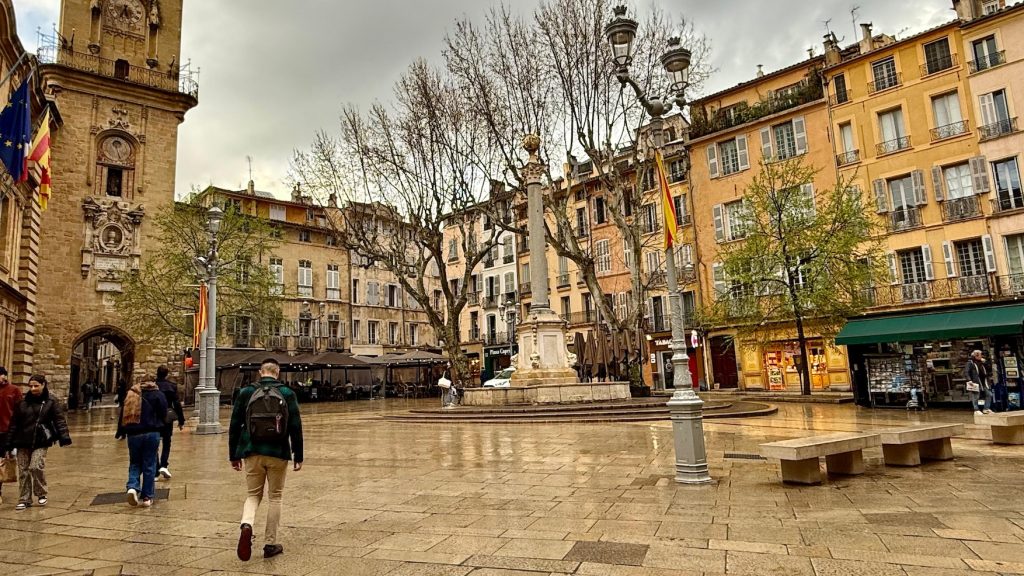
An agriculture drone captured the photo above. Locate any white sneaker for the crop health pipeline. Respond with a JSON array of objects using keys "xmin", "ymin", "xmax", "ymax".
[
  {"xmin": 158, "ymin": 467, "xmax": 171, "ymax": 480},
  {"xmin": 975, "ymin": 410, "xmax": 984, "ymax": 415},
  {"xmin": 126, "ymin": 489, "xmax": 139, "ymax": 507}
]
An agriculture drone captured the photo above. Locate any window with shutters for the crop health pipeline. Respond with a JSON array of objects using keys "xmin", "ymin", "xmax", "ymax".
[
  {"xmin": 898, "ymin": 249, "xmax": 929, "ymax": 297},
  {"xmin": 870, "ymin": 57, "xmax": 900, "ymax": 93},
  {"xmin": 367, "ymin": 281, "xmax": 380, "ymax": 306},
  {"xmin": 297, "ymin": 260, "xmax": 313, "ymax": 297},
  {"xmin": 724, "ymin": 201, "xmax": 747, "ymax": 241},
  {"xmin": 448, "ymin": 238, "xmax": 459, "ymax": 262},
  {"xmin": 955, "ymin": 239, "xmax": 986, "ymax": 277},
  {"xmin": 368, "ymin": 321, "xmax": 379, "ymax": 345},
  {"xmin": 595, "ymin": 196, "xmax": 607, "ymax": 224},
  {"xmin": 773, "ymin": 121, "xmax": 796, "ymax": 160},
  {"xmin": 1005, "ymin": 234, "xmax": 1024, "ymax": 281},
  {"xmin": 269, "ymin": 258, "xmax": 283, "ymax": 295},
  {"xmin": 503, "ymin": 271, "xmax": 516, "ymax": 296},
  {"xmin": 922, "ymin": 38, "xmax": 954, "ymax": 75},
  {"xmin": 888, "ymin": 175, "xmax": 921, "ymax": 230},
  {"xmin": 718, "ymin": 138, "xmax": 742, "ymax": 175},
  {"xmin": 595, "ymin": 240, "xmax": 611, "ymax": 274},
  {"xmin": 994, "ymin": 158, "xmax": 1024, "ymax": 211},
  {"xmin": 269, "ymin": 204, "xmax": 286, "ymax": 221},
  {"xmin": 979, "ymin": 89, "xmax": 1014, "ymax": 140},
  {"xmin": 502, "ymin": 235, "xmax": 514, "ymax": 263},
  {"xmin": 326, "ymin": 264, "xmax": 340, "ymax": 300},
  {"xmin": 930, "ymin": 92, "xmax": 966, "ymax": 140},
  {"xmin": 623, "ymin": 239, "xmax": 635, "ymax": 270},
  {"xmin": 645, "ymin": 251, "xmax": 662, "ymax": 278},
  {"xmin": 673, "ymin": 194, "xmax": 688, "ymax": 225}
]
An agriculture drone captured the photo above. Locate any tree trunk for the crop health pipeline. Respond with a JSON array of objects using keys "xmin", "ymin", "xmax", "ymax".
[{"xmin": 794, "ymin": 313, "xmax": 812, "ymax": 396}]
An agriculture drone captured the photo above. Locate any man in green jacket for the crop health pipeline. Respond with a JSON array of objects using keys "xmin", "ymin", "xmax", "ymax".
[{"xmin": 229, "ymin": 358, "xmax": 303, "ymax": 561}]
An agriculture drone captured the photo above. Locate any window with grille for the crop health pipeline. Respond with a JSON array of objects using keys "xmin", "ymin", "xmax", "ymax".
[
  {"xmin": 898, "ymin": 249, "xmax": 927, "ymax": 283},
  {"xmin": 773, "ymin": 122, "xmax": 797, "ymax": 160},
  {"xmin": 297, "ymin": 260, "xmax": 312, "ymax": 297},
  {"xmin": 955, "ymin": 239, "xmax": 986, "ymax": 277},
  {"xmin": 719, "ymin": 139, "xmax": 740, "ymax": 175},
  {"xmin": 871, "ymin": 57, "xmax": 898, "ymax": 90}
]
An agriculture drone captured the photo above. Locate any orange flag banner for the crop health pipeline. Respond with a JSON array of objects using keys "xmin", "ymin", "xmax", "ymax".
[
  {"xmin": 28, "ymin": 109, "xmax": 51, "ymax": 210},
  {"xmin": 193, "ymin": 283, "xmax": 208, "ymax": 349},
  {"xmin": 655, "ymin": 149, "xmax": 678, "ymax": 249}
]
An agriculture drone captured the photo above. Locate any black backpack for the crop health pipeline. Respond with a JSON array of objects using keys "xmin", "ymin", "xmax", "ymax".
[{"xmin": 245, "ymin": 384, "xmax": 289, "ymax": 443}]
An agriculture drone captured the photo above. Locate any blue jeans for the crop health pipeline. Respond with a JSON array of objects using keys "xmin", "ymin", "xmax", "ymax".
[
  {"xmin": 126, "ymin": 432, "xmax": 160, "ymax": 500},
  {"xmin": 970, "ymin": 388, "xmax": 993, "ymax": 412}
]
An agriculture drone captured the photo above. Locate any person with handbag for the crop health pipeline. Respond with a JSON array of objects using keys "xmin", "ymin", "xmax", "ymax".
[
  {"xmin": 965, "ymin": 349, "xmax": 994, "ymax": 415},
  {"xmin": 115, "ymin": 378, "xmax": 168, "ymax": 507},
  {"xmin": 4, "ymin": 375, "xmax": 71, "ymax": 511},
  {"xmin": 0, "ymin": 367, "xmax": 23, "ymax": 505},
  {"xmin": 155, "ymin": 366, "xmax": 185, "ymax": 480}
]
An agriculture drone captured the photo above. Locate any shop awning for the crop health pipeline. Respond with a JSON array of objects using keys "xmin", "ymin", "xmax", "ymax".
[{"xmin": 835, "ymin": 304, "xmax": 1024, "ymax": 346}]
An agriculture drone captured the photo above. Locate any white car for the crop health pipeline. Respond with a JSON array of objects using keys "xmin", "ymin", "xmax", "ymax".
[{"xmin": 483, "ymin": 367, "xmax": 515, "ymax": 388}]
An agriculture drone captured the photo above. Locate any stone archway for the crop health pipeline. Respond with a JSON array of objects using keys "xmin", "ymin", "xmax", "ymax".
[{"xmin": 69, "ymin": 325, "xmax": 135, "ymax": 410}]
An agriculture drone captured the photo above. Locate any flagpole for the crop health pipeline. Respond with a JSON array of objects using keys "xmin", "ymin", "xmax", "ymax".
[{"xmin": 0, "ymin": 51, "xmax": 30, "ymax": 92}]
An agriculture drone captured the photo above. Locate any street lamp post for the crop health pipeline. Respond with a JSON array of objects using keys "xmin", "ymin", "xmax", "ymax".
[
  {"xmin": 605, "ymin": 5, "xmax": 710, "ymax": 484},
  {"xmin": 195, "ymin": 205, "xmax": 224, "ymax": 435}
]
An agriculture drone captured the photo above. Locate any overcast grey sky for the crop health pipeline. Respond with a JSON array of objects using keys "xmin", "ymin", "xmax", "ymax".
[{"xmin": 13, "ymin": 0, "xmax": 953, "ymax": 199}]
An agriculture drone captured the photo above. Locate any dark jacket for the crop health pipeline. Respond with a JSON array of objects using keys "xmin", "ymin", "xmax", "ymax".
[
  {"xmin": 228, "ymin": 377, "xmax": 303, "ymax": 463},
  {"xmin": 6, "ymin": 387, "xmax": 71, "ymax": 451},
  {"xmin": 965, "ymin": 359, "xmax": 991, "ymax": 391},
  {"xmin": 157, "ymin": 378, "xmax": 186, "ymax": 429},
  {"xmin": 116, "ymin": 386, "xmax": 169, "ymax": 438}
]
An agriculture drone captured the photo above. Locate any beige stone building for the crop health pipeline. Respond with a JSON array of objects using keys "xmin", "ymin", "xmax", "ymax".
[{"xmin": 34, "ymin": 0, "xmax": 199, "ymax": 404}]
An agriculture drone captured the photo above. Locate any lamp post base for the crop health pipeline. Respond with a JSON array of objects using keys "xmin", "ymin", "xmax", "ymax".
[
  {"xmin": 666, "ymin": 388, "xmax": 712, "ymax": 484},
  {"xmin": 194, "ymin": 388, "xmax": 223, "ymax": 435}
]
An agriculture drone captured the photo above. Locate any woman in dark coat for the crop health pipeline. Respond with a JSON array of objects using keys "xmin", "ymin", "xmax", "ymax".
[{"xmin": 4, "ymin": 375, "xmax": 71, "ymax": 510}]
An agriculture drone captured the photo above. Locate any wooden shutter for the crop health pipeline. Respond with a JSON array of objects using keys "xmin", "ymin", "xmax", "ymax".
[
  {"xmin": 873, "ymin": 179, "xmax": 888, "ymax": 213},
  {"xmin": 983, "ymin": 234, "xmax": 997, "ymax": 273},
  {"xmin": 713, "ymin": 204, "xmax": 725, "ymax": 242},
  {"xmin": 941, "ymin": 241, "xmax": 956, "ymax": 277},
  {"xmin": 759, "ymin": 127, "xmax": 773, "ymax": 162},
  {"xmin": 912, "ymin": 170, "xmax": 927, "ymax": 205},
  {"xmin": 801, "ymin": 183, "xmax": 815, "ymax": 216},
  {"xmin": 931, "ymin": 166, "xmax": 945, "ymax": 202},
  {"xmin": 887, "ymin": 252, "xmax": 899, "ymax": 285},
  {"xmin": 793, "ymin": 115, "xmax": 808, "ymax": 154},
  {"xmin": 979, "ymin": 93, "xmax": 997, "ymax": 126},
  {"xmin": 712, "ymin": 263, "xmax": 727, "ymax": 295},
  {"xmin": 922, "ymin": 244, "xmax": 934, "ymax": 281},
  {"xmin": 736, "ymin": 135, "xmax": 750, "ymax": 170},
  {"xmin": 706, "ymin": 144, "xmax": 719, "ymax": 178},
  {"xmin": 970, "ymin": 156, "xmax": 991, "ymax": 194}
]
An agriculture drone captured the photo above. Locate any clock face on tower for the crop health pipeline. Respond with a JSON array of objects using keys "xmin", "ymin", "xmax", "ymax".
[{"xmin": 105, "ymin": 0, "xmax": 145, "ymax": 36}]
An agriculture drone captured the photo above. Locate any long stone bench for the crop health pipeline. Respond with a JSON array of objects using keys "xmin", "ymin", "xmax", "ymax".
[
  {"xmin": 759, "ymin": 432, "xmax": 880, "ymax": 485},
  {"xmin": 975, "ymin": 412, "xmax": 1024, "ymax": 444},
  {"xmin": 879, "ymin": 424, "xmax": 964, "ymax": 466}
]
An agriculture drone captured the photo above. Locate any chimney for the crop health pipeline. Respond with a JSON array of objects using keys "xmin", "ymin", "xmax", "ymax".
[
  {"xmin": 328, "ymin": 192, "xmax": 338, "ymax": 208},
  {"xmin": 860, "ymin": 22, "xmax": 874, "ymax": 52},
  {"xmin": 756, "ymin": 64, "xmax": 764, "ymax": 78},
  {"xmin": 291, "ymin": 182, "xmax": 302, "ymax": 203},
  {"xmin": 246, "ymin": 179, "xmax": 255, "ymax": 196},
  {"xmin": 823, "ymin": 33, "xmax": 841, "ymax": 66}
]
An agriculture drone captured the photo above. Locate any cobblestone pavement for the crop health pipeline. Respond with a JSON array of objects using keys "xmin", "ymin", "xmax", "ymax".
[{"xmin": 1, "ymin": 398, "xmax": 1021, "ymax": 575}]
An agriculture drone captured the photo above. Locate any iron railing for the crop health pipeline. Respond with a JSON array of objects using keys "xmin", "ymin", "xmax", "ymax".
[
  {"xmin": 327, "ymin": 337, "xmax": 344, "ymax": 351},
  {"xmin": 868, "ymin": 72, "xmax": 902, "ymax": 94},
  {"xmin": 482, "ymin": 295, "xmax": 499, "ymax": 309},
  {"xmin": 503, "ymin": 253, "xmax": 514, "ymax": 264},
  {"xmin": 836, "ymin": 150, "xmax": 860, "ymax": 166},
  {"xmin": 297, "ymin": 336, "xmax": 314, "ymax": 350},
  {"xmin": 979, "ymin": 118, "xmax": 1018, "ymax": 141},
  {"xmin": 466, "ymin": 328, "xmax": 481, "ymax": 343},
  {"xmin": 864, "ymin": 276, "xmax": 994, "ymax": 307},
  {"xmin": 38, "ymin": 45, "xmax": 199, "ymax": 98},
  {"xmin": 969, "ymin": 50, "xmax": 1006, "ymax": 73},
  {"xmin": 942, "ymin": 195, "xmax": 982, "ymax": 222},
  {"xmin": 520, "ymin": 282, "xmax": 531, "ymax": 295},
  {"xmin": 484, "ymin": 332, "xmax": 510, "ymax": 346},
  {"xmin": 233, "ymin": 336, "xmax": 253, "ymax": 348},
  {"xmin": 992, "ymin": 195, "xmax": 1024, "ymax": 214},
  {"xmin": 830, "ymin": 89, "xmax": 852, "ymax": 106},
  {"xmin": 556, "ymin": 273, "xmax": 570, "ymax": 288},
  {"xmin": 567, "ymin": 310, "xmax": 597, "ymax": 325},
  {"xmin": 484, "ymin": 258, "xmax": 495, "ymax": 269},
  {"xmin": 920, "ymin": 53, "xmax": 958, "ymax": 76},
  {"xmin": 886, "ymin": 207, "xmax": 923, "ymax": 232},
  {"xmin": 876, "ymin": 135, "xmax": 911, "ymax": 156},
  {"xmin": 466, "ymin": 291, "xmax": 480, "ymax": 306},
  {"xmin": 931, "ymin": 120, "xmax": 970, "ymax": 141},
  {"xmin": 266, "ymin": 336, "xmax": 285, "ymax": 350}
]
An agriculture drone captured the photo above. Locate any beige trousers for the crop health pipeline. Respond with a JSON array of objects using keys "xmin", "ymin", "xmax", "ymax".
[
  {"xmin": 240, "ymin": 455, "xmax": 288, "ymax": 545},
  {"xmin": 17, "ymin": 448, "xmax": 47, "ymax": 504}
]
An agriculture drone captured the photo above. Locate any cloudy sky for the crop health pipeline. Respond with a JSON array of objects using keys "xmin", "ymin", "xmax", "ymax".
[{"xmin": 13, "ymin": 0, "xmax": 953, "ymax": 199}]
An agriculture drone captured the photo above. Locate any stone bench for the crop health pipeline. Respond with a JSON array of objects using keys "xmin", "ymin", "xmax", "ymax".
[
  {"xmin": 975, "ymin": 412, "xmax": 1024, "ymax": 444},
  {"xmin": 879, "ymin": 424, "xmax": 964, "ymax": 466},
  {"xmin": 760, "ymin": 432, "xmax": 880, "ymax": 485}
]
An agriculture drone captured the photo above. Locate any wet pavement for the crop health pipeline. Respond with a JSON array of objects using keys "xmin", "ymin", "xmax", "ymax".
[{"xmin": 1, "ymin": 398, "xmax": 1022, "ymax": 575}]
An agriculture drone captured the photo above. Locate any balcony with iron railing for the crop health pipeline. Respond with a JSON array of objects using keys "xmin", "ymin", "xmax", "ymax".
[
  {"xmin": 484, "ymin": 332, "xmax": 511, "ymax": 346},
  {"xmin": 266, "ymin": 335, "xmax": 286, "ymax": 351},
  {"xmin": 577, "ymin": 271, "xmax": 588, "ymax": 286},
  {"xmin": 969, "ymin": 50, "xmax": 1006, "ymax": 74},
  {"xmin": 979, "ymin": 117, "xmax": 1018, "ymax": 142},
  {"xmin": 503, "ymin": 252, "xmax": 514, "ymax": 264},
  {"xmin": 886, "ymin": 207, "xmax": 924, "ymax": 232},
  {"xmin": 484, "ymin": 258, "xmax": 495, "ymax": 269},
  {"xmin": 482, "ymin": 294, "xmax": 499, "ymax": 309},
  {"xmin": 567, "ymin": 310, "xmax": 597, "ymax": 326},
  {"xmin": 830, "ymin": 88, "xmax": 852, "ymax": 106},
  {"xmin": 556, "ymin": 273, "xmax": 570, "ymax": 288},
  {"xmin": 876, "ymin": 135, "xmax": 911, "ymax": 156},
  {"xmin": 868, "ymin": 73, "xmax": 902, "ymax": 95},
  {"xmin": 38, "ymin": 42, "xmax": 199, "ymax": 99},
  {"xmin": 864, "ymin": 276, "xmax": 994, "ymax": 307},
  {"xmin": 920, "ymin": 53, "xmax": 958, "ymax": 77},
  {"xmin": 519, "ymin": 282, "xmax": 531, "ymax": 295},
  {"xmin": 297, "ymin": 336, "xmax": 314, "ymax": 350},
  {"xmin": 668, "ymin": 170, "xmax": 687, "ymax": 184},
  {"xmin": 466, "ymin": 291, "xmax": 480, "ymax": 306},
  {"xmin": 942, "ymin": 195, "xmax": 982, "ymax": 222},
  {"xmin": 517, "ymin": 241, "xmax": 529, "ymax": 255},
  {"xmin": 836, "ymin": 150, "xmax": 860, "ymax": 166},
  {"xmin": 327, "ymin": 337, "xmax": 344, "ymax": 351},
  {"xmin": 233, "ymin": 336, "xmax": 254, "ymax": 348},
  {"xmin": 467, "ymin": 328, "xmax": 482, "ymax": 343},
  {"xmin": 931, "ymin": 120, "xmax": 970, "ymax": 141},
  {"xmin": 992, "ymin": 195, "xmax": 1024, "ymax": 214}
]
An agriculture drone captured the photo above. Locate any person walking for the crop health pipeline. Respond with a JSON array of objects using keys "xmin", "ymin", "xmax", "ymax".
[
  {"xmin": 0, "ymin": 367, "xmax": 23, "ymax": 505},
  {"xmin": 229, "ymin": 358, "xmax": 303, "ymax": 561},
  {"xmin": 81, "ymin": 381, "xmax": 92, "ymax": 411},
  {"xmin": 965, "ymin": 349, "xmax": 994, "ymax": 415},
  {"xmin": 115, "ymin": 378, "xmax": 168, "ymax": 508},
  {"xmin": 155, "ymin": 366, "xmax": 185, "ymax": 480},
  {"xmin": 4, "ymin": 375, "xmax": 71, "ymax": 511}
]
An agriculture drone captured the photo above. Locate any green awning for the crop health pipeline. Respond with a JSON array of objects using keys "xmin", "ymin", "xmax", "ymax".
[{"xmin": 835, "ymin": 304, "xmax": 1024, "ymax": 346}]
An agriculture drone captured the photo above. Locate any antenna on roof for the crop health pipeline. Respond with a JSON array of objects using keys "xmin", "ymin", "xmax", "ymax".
[
  {"xmin": 822, "ymin": 18, "xmax": 833, "ymax": 36},
  {"xmin": 850, "ymin": 5, "xmax": 860, "ymax": 41}
]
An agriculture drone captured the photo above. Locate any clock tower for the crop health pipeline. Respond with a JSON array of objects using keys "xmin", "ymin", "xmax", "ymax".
[{"xmin": 34, "ymin": 0, "xmax": 197, "ymax": 402}]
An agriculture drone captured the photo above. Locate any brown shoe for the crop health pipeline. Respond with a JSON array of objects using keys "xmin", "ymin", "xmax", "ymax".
[
  {"xmin": 237, "ymin": 523, "xmax": 253, "ymax": 561},
  {"xmin": 263, "ymin": 544, "xmax": 283, "ymax": 558}
]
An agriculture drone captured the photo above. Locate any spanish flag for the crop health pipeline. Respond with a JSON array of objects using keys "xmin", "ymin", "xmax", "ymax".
[
  {"xmin": 29, "ymin": 109, "xmax": 51, "ymax": 210},
  {"xmin": 193, "ymin": 283, "xmax": 208, "ymax": 349},
  {"xmin": 655, "ymin": 149, "xmax": 677, "ymax": 249}
]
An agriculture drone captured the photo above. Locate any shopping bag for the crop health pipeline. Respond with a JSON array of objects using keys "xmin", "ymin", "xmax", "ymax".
[
  {"xmin": 0, "ymin": 457, "xmax": 17, "ymax": 483},
  {"xmin": 437, "ymin": 376, "xmax": 452, "ymax": 390}
]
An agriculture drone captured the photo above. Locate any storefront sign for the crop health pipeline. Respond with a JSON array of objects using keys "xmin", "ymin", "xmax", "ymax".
[{"xmin": 485, "ymin": 346, "xmax": 517, "ymax": 358}]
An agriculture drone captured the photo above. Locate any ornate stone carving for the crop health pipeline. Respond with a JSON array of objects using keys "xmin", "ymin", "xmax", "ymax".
[
  {"xmin": 108, "ymin": 106, "xmax": 131, "ymax": 130},
  {"xmin": 81, "ymin": 197, "xmax": 145, "ymax": 292},
  {"xmin": 97, "ymin": 134, "xmax": 135, "ymax": 167}
]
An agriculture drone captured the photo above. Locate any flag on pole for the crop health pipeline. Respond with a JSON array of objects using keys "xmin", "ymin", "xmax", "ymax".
[
  {"xmin": 29, "ymin": 108, "xmax": 51, "ymax": 210},
  {"xmin": 655, "ymin": 149, "xmax": 678, "ymax": 249},
  {"xmin": 193, "ymin": 283, "xmax": 208, "ymax": 349},
  {"xmin": 0, "ymin": 78, "xmax": 32, "ymax": 182}
]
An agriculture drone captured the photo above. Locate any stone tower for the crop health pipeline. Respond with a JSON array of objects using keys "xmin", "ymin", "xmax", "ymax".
[{"xmin": 36, "ymin": 0, "xmax": 197, "ymax": 403}]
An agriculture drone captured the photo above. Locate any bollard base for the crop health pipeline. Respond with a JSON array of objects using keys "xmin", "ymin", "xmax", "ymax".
[
  {"xmin": 667, "ymin": 389, "xmax": 712, "ymax": 485},
  {"xmin": 194, "ymin": 388, "xmax": 224, "ymax": 435}
]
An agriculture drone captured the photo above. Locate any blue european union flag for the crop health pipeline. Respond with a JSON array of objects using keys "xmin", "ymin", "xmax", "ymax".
[{"xmin": 0, "ymin": 79, "xmax": 31, "ymax": 182}]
